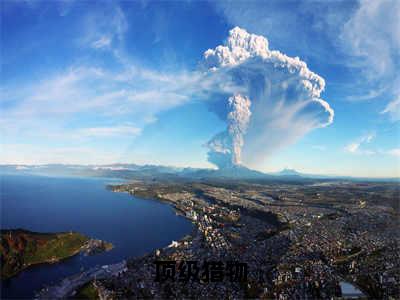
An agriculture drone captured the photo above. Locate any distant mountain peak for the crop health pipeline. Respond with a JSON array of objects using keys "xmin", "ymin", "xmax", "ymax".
[{"xmin": 276, "ymin": 168, "xmax": 302, "ymax": 176}]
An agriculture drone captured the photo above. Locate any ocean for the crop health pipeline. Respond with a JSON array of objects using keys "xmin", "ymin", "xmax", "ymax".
[{"xmin": 0, "ymin": 174, "xmax": 193, "ymax": 298}]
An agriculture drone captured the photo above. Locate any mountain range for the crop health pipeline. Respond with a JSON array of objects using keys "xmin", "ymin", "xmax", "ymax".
[{"xmin": 0, "ymin": 164, "xmax": 398, "ymax": 182}]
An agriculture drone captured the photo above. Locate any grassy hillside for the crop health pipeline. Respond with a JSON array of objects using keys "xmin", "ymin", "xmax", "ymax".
[{"xmin": 0, "ymin": 229, "xmax": 89, "ymax": 279}]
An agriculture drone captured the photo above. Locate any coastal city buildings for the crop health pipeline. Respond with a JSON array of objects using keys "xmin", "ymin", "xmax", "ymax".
[{"xmin": 44, "ymin": 179, "xmax": 399, "ymax": 299}]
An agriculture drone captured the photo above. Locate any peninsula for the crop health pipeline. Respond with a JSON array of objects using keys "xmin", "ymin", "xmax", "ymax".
[{"xmin": 0, "ymin": 229, "xmax": 113, "ymax": 279}]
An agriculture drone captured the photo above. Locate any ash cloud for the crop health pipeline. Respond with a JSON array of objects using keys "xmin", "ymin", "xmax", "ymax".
[
  {"xmin": 207, "ymin": 94, "xmax": 251, "ymax": 167},
  {"xmin": 202, "ymin": 27, "xmax": 334, "ymax": 169}
]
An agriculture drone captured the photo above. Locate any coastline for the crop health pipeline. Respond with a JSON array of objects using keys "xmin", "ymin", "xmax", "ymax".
[
  {"xmin": 31, "ymin": 179, "xmax": 398, "ymax": 299},
  {"xmin": 35, "ymin": 187, "xmax": 197, "ymax": 299},
  {"xmin": 1, "ymin": 229, "xmax": 113, "ymax": 280}
]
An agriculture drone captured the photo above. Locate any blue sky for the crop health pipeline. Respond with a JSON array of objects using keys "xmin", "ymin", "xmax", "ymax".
[{"xmin": 1, "ymin": 0, "xmax": 399, "ymax": 177}]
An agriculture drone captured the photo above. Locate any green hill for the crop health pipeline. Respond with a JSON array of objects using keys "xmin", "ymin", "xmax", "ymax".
[{"xmin": 1, "ymin": 229, "xmax": 88, "ymax": 279}]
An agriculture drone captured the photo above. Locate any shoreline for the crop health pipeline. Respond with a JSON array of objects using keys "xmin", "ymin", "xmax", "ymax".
[
  {"xmin": 35, "ymin": 188, "xmax": 197, "ymax": 299},
  {"xmin": 2, "ymin": 247, "xmax": 84, "ymax": 280},
  {"xmin": 1, "ymin": 229, "xmax": 113, "ymax": 280}
]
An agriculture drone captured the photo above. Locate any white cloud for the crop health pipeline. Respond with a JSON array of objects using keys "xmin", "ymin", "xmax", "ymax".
[
  {"xmin": 214, "ymin": 0, "xmax": 400, "ymax": 121},
  {"xmin": 212, "ymin": 1, "xmax": 354, "ymax": 64},
  {"xmin": 345, "ymin": 86, "xmax": 388, "ymax": 101},
  {"xmin": 344, "ymin": 133, "xmax": 376, "ymax": 154},
  {"xmin": 3, "ymin": 67, "xmax": 108, "ymax": 117},
  {"xmin": 75, "ymin": 125, "xmax": 141, "ymax": 138},
  {"xmin": 82, "ymin": 4, "xmax": 127, "ymax": 50},
  {"xmin": 1, "ymin": 63, "xmax": 195, "ymax": 118},
  {"xmin": 341, "ymin": 0, "xmax": 400, "ymax": 119},
  {"xmin": 387, "ymin": 148, "xmax": 400, "ymax": 157},
  {"xmin": 0, "ymin": 62, "xmax": 198, "ymax": 150},
  {"xmin": 1, "ymin": 25, "xmax": 335, "ymax": 167},
  {"xmin": 344, "ymin": 143, "xmax": 400, "ymax": 159},
  {"xmin": 91, "ymin": 36, "xmax": 112, "ymax": 49},
  {"xmin": 0, "ymin": 144, "xmax": 122, "ymax": 165},
  {"xmin": 203, "ymin": 27, "xmax": 334, "ymax": 169},
  {"xmin": 341, "ymin": 0, "xmax": 400, "ymax": 79},
  {"xmin": 345, "ymin": 143, "xmax": 360, "ymax": 153},
  {"xmin": 381, "ymin": 97, "xmax": 400, "ymax": 121}
]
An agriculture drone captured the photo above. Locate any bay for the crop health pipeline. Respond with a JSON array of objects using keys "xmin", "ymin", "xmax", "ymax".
[{"xmin": 0, "ymin": 174, "xmax": 193, "ymax": 298}]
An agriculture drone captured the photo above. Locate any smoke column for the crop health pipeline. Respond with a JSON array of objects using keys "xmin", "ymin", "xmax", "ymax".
[{"xmin": 202, "ymin": 27, "xmax": 334, "ymax": 169}]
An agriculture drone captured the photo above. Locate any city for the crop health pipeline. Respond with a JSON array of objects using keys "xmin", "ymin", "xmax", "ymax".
[
  {"xmin": 79, "ymin": 179, "xmax": 400, "ymax": 299},
  {"xmin": 1, "ymin": 1, "xmax": 399, "ymax": 299}
]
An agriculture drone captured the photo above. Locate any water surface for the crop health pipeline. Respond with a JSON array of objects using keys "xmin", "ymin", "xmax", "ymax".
[
  {"xmin": 0, "ymin": 174, "xmax": 193, "ymax": 298},
  {"xmin": 340, "ymin": 281, "xmax": 364, "ymax": 297}
]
